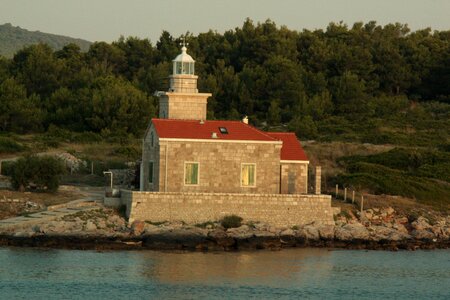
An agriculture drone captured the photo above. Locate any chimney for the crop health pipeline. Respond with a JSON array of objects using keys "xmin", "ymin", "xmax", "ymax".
[
  {"xmin": 242, "ymin": 116, "xmax": 248, "ymax": 124},
  {"xmin": 199, "ymin": 119, "xmax": 204, "ymax": 125},
  {"xmin": 211, "ymin": 132, "xmax": 218, "ymax": 139},
  {"xmin": 315, "ymin": 166, "xmax": 321, "ymax": 195}
]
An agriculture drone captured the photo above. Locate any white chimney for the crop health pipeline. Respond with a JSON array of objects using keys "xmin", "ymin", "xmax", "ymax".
[
  {"xmin": 211, "ymin": 132, "xmax": 218, "ymax": 139},
  {"xmin": 242, "ymin": 116, "xmax": 248, "ymax": 124}
]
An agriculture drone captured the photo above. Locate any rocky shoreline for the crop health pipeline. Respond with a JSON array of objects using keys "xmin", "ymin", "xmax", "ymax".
[{"xmin": 0, "ymin": 206, "xmax": 449, "ymax": 251}]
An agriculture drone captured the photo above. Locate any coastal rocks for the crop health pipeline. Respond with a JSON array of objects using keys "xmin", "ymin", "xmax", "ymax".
[
  {"xmin": 369, "ymin": 226, "xmax": 411, "ymax": 241},
  {"xmin": 318, "ymin": 225, "xmax": 335, "ymax": 240},
  {"xmin": 411, "ymin": 229, "xmax": 435, "ymax": 240},
  {"xmin": 226, "ymin": 225, "xmax": 254, "ymax": 239},
  {"xmin": 208, "ymin": 229, "xmax": 235, "ymax": 248},
  {"xmin": 85, "ymin": 221, "xmax": 97, "ymax": 232},
  {"xmin": 131, "ymin": 220, "xmax": 145, "ymax": 236},
  {"xmin": 297, "ymin": 225, "xmax": 319, "ymax": 240},
  {"xmin": 411, "ymin": 217, "xmax": 432, "ymax": 231},
  {"xmin": 335, "ymin": 223, "xmax": 369, "ymax": 241}
]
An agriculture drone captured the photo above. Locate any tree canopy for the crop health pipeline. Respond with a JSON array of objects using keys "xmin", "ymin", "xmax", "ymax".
[{"xmin": 0, "ymin": 19, "xmax": 449, "ymax": 143}]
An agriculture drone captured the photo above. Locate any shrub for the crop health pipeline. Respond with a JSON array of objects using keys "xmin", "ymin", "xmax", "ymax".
[
  {"xmin": 10, "ymin": 155, "xmax": 65, "ymax": 192},
  {"xmin": 220, "ymin": 215, "xmax": 243, "ymax": 229},
  {"xmin": 0, "ymin": 136, "xmax": 25, "ymax": 153}
]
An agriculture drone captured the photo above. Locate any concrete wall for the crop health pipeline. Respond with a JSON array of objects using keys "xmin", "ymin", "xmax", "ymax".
[
  {"xmin": 122, "ymin": 190, "xmax": 335, "ymax": 226},
  {"xmin": 280, "ymin": 163, "xmax": 308, "ymax": 194}
]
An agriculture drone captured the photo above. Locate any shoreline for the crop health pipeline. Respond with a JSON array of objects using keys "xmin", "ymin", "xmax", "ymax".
[{"xmin": 1, "ymin": 233, "xmax": 449, "ymax": 252}]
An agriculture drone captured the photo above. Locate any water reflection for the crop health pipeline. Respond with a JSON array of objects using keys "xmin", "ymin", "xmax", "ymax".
[{"xmin": 139, "ymin": 248, "xmax": 333, "ymax": 287}]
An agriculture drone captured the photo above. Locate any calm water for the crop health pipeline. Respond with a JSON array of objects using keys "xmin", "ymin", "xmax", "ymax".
[{"xmin": 0, "ymin": 248, "xmax": 449, "ymax": 299}]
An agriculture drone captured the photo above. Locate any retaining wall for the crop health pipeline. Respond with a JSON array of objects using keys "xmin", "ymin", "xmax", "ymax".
[{"xmin": 121, "ymin": 190, "xmax": 335, "ymax": 226}]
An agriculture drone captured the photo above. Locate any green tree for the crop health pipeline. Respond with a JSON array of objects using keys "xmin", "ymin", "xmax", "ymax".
[
  {"xmin": 10, "ymin": 155, "xmax": 65, "ymax": 192},
  {"xmin": 0, "ymin": 78, "xmax": 42, "ymax": 132}
]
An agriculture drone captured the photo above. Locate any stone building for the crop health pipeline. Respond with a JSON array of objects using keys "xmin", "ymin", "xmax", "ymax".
[{"xmin": 140, "ymin": 45, "xmax": 309, "ymax": 194}]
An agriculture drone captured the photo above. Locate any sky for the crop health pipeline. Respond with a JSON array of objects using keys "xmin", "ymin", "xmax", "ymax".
[{"xmin": 1, "ymin": 0, "xmax": 450, "ymax": 43}]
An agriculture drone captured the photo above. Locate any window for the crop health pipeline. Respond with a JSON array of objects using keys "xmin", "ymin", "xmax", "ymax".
[
  {"xmin": 150, "ymin": 132, "xmax": 154, "ymax": 147},
  {"xmin": 219, "ymin": 127, "xmax": 228, "ymax": 134},
  {"xmin": 176, "ymin": 62, "xmax": 182, "ymax": 74},
  {"xmin": 148, "ymin": 161, "xmax": 154, "ymax": 184},
  {"xmin": 241, "ymin": 164, "xmax": 256, "ymax": 187},
  {"xmin": 184, "ymin": 162, "xmax": 199, "ymax": 185}
]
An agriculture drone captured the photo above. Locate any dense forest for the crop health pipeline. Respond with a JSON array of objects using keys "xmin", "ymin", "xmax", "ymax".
[
  {"xmin": 0, "ymin": 19, "xmax": 449, "ymax": 145},
  {"xmin": 1, "ymin": 19, "xmax": 449, "ymax": 204}
]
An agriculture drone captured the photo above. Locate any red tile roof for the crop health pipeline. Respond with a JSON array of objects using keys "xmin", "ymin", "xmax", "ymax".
[
  {"xmin": 151, "ymin": 118, "xmax": 277, "ymax": 141},
  {"xmin": 151, "ymin": 119, "xmax": 308, "ymax": 162},
  {"xmin": 266, "ymin": 132, "xmax": 309, "ymax": 161}
]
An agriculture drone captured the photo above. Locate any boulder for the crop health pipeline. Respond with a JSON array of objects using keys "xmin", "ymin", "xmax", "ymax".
[
  {"xmin": 411, "ymin": 217, "xmax": 431, "ymax": 231},
  {"xmin": 280, "ymin": 228, "xmax": 295, "ymax": 237},
  {"xmin": 370, "ymin": 226, "xmax": 396, "ymax": 241},
  {"xmin": 395, "ymin": 217, "xmax": 409, "ymax": 224},
  {"xmin": 411, "ymin": 229, "xmax": 435, "ymax": 240},
  {"xmin": 336, "ymin": 223, "xmax": 369, "ymax": 241},
  {"xmin": 392, "ymin": 223, "xmax": 408, "ymax": 234},
  {"xmin": 318, "ymin": 225, "xmax": 335, "ymax": 240},
  {"xmin": 253, "ymin": 231, "xmax": 276, "ymax": 237},
  {"xmin": 85, "ymin": 220, "xmax": 97, "ymax": 231},
  {"xmin": 131, "ymin": 220, "xmax": 146, "ymax": 236},
  {"xmin": 334, "ymin": 227, "xmax": 353, "ymax": 241},
  {"xmin": 297, "ymin": 225, "xmax": 320, "ymax": 240},
  {"xmin": 227, "ymin": 225, "xmax": 253, "ymax": 239},
  {"xmin": 383, "ymin": 207, "xmax": 395, "ymax": 215}
]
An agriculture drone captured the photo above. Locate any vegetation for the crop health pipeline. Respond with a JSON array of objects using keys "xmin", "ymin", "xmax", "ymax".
[
  {"xmin": 10, "ymin": 155, "xmax": 65, "ymax": 192},
  {"xmin": 220, "ymin": 215, "xmax": 243, "ymax": 229},
  {"xmin": 335, "ymin": 148, "xmax": 450, "ymax": 208},
  {"xmin": 0, "ymin": 19, "xmax": 449, "ymax": 204},
  {"xmin": 0, "ymin": 23, "xmax": 91, "ymax": 58}
]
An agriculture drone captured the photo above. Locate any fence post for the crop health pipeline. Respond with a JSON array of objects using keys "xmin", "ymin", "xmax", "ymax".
[
  {"xmin": 91, "ymin": 161, "xmax": 94, "ymax": 175},
  {"xmin": 352, "ymin": 190, "xmax": 355, "ymax": 204},
  {"xmin": 360, "ymin": 195, "xmax": 364, "ymax": 213},
  {"xmin": 335, "ymin": 184, "xmax": 338, "ymax": 198},
  {"xmin": 344, "ymin": 188, "xmax": 347, "ymax": 202}
]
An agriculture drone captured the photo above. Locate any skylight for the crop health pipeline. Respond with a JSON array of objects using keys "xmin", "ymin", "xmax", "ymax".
[{"xmin": 219, "ymin": 127, "xmax": 228, "ymax": 134}]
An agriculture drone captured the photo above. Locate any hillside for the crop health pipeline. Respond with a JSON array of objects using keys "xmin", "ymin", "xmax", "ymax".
[{"xmin": 0, "ymin": 23, "xmax": 91, "ymax": 58}]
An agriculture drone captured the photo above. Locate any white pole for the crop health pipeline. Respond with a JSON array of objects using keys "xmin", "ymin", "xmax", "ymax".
[{"xmin": 360, "ymin": 195, "xmax": 364, "ymax": 213}]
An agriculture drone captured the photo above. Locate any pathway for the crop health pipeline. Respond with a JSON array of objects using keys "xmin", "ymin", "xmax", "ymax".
[{"xmin": 0, "ymin": 186, "xmax": 105, "ymax": 231}]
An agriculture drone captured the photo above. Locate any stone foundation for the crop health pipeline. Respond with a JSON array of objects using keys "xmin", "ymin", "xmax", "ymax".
[{"xmin": 121, "ymin": 191, "xmax": 335, "ymax": 227}]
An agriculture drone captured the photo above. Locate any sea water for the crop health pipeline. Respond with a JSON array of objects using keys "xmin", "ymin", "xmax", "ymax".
[{"xmin": 0, "ymin": 248, "xmax": 449, "ymax": 299}]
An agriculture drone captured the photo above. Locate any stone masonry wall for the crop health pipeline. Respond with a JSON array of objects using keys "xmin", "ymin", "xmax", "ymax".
[
  {"xmin": 157, "ymin": 140, "xmax": 282, "ymax": 194},
  {"xmin": 122, "ymin": 190, "xmax": 335, "ymax": 227},
  {"xmin": 280, "ymin": 163, "xmax": 308, "ymax": 194},
  {"xmin": 159, "ymin": 93, "xmax": 209, "ymax": 120}
]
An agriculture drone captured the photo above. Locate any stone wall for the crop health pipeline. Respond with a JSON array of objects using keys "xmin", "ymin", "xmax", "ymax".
[
  {"xmin": 156, "ymin": 140, "xmax": 282, "ymax": 194},
  {"xmin": 280, "ymin": 163, "xmax": 308, "ymax": 194},
  {"xmin": 159, "ymin": 93, "xmax": 210, "ymax": 120},
  {"xmin": 121, "ymin": 190, "xmax": 335, "ymax": 226}
]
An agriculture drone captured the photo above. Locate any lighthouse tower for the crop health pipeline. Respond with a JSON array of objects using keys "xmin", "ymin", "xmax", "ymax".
[{"xmin": 158, "ymin": 41, "xmax": 211, "ymax": 120}]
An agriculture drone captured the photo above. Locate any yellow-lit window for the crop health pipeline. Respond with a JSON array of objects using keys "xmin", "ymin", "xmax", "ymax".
[
  {"xmin": 184, "ymin": 162, "xmax": 199, "ymax": 185},
  {"xmin": 241, "ymin": 164, "xmax": 256, "ymax": 187}
]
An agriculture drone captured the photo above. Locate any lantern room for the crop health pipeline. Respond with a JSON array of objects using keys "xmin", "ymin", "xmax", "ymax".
[{"xmin": 172, "ymin": 46, "xmax": 195, "ymax": 75}]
